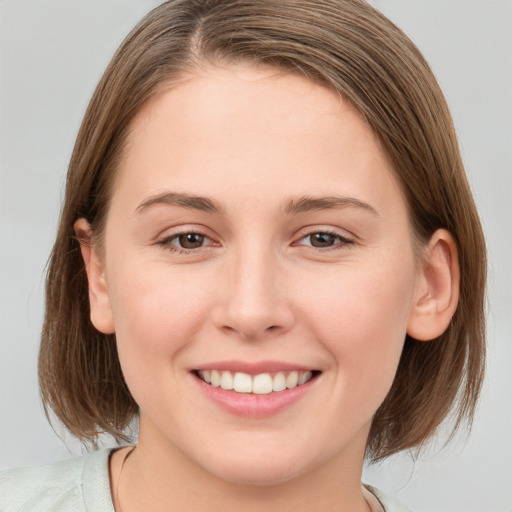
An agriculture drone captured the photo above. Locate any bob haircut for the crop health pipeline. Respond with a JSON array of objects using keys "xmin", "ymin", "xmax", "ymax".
[{"xmin": 39, "ymin": 0, "xmax": 486, "ymax": 462}]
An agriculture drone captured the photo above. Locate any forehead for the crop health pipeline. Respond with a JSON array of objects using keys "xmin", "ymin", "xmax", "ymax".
[{"xmin": 112, "ymin": 63, "xmax": 404, "ymax": 217}]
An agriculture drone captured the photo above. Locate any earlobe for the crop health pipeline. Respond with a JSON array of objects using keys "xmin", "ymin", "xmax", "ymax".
[
  {"xmin": 407, "ymin": 229, "xmax": 460, "ymax": 342},
  {"xmin": 74, "ymin": 218, "xmax": 115, "ymax": 334}
]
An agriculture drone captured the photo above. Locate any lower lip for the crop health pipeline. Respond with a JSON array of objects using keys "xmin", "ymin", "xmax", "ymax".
[{"xmin": 193, "ymin": 374, "xmax": 319, "ymax": 418}]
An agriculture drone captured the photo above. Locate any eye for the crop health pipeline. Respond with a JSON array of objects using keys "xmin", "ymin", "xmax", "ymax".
[
  {"xmin": 157, "ymin": 231, "xmax": 217, "ymax": 252},
  {"xmin": 297, "ymin": 230, "xmax": 353, "ymax": 249},
  {"xmin": 308, "ymin": 232, "xmax": 338, "ymax": 248},
  {"xmin": 175, "ymin": 232, "xmax": 206, "ymax": 249}
]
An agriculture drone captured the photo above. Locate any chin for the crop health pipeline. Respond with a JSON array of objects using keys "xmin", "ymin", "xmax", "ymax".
[
  {"xmin": 211, "ymin": 463, "xmax": 303, "ymax": 487},
  {"xmin": 198, "ymin": 450, "xmax": 309, "ymax": 487}
]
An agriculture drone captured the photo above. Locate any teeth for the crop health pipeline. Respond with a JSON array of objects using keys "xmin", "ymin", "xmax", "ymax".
[
  {"xmin": 286, "ymin": 371, "xmax": 298, "ymax": 389},
  {"xmin": 233, "ymin": 372, "xmax": 252, "ymax": 393},
  {"xmin": 220, "ymin": 371, "xmax": 234, "ymax": 390},
  {"xmin": 210, "ymin": 370, "xmax": 221, "ymax": 387},
  {"xmin": 197, "ymin": 369, "xmax": 315, "ymax": 394},
  {"xmin": 253, "ymin": 373, "xmax": 273, "ymax": 394},
  {"xmin": 273, "ymin": 372, "xmax": 287, "ymax": 392},
  {"xmin": 298, "ymin": 370, "xmax": 312, "ymax": 385}
]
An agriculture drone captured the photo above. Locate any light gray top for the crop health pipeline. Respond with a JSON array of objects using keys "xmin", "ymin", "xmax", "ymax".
[
  {"xmin": 0, "ymin": 449, "xmax": 114, "ymax": 512},
  {"xmin": 0, "ymin": 449, "xmax": 411, "ymax": 511}
]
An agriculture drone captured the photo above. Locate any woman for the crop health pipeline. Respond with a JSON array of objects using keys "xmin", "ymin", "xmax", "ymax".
[{"xmin": 0, "ymin": 1, "xmax": 486, "ymax": 511}]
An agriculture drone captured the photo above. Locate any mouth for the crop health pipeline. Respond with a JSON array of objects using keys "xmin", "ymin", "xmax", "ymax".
[{"xmin": 193, "ymin": 369, "xmax": 320, "ymax": 394}]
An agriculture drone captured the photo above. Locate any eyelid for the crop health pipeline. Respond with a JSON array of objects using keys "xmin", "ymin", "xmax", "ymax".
[
  {"xmin": 292, "ymin": 227, "xmax": 355, "ymax": 249},
  {"xmin": 155, "ymin": 223, "xmax": 216, "ymax": 240},
  {"xmin": 156, "ymin": 225, "xmax": 220, "ymax": 253},
  {"xmin": 154, "ymin": 224, "xmax": 355, "ymax": 254}
]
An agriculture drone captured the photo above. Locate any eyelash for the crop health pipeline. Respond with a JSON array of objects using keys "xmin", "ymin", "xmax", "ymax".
[
  {"xmin": 156, "ymin": 230, "xmax": 217, "ymax": 254},
  {"xmin": 156, "ymin": 229, "xmax": 354, "ymax": 254},
  {"xmin": 295, "ymin": 229, "xmax": 354, "ymax": 251}
]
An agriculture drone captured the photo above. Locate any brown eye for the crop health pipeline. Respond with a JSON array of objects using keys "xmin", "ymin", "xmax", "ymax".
[
  {"xmin": 309, "ymin": 233, "xmax": 338, "ymax": 247},
  {"xmin": 177, "ymin": 233, "xmax": 205, "ymax": 249}
]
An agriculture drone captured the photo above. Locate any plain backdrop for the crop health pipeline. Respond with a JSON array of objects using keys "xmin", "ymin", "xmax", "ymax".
[{"xmin": 1, "ymin": 1, "xmax": 511, "ymax": 511}]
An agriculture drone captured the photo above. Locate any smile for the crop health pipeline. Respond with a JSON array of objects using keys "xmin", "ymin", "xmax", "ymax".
[{"xmin": 195, "ymin": 370, "xmax": 317, "ymax": 394}]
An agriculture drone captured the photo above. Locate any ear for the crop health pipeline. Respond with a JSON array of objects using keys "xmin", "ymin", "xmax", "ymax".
[
  {"xmin": 74, "ymin": 218, "xmax": 115, "ymax": 334},
  {"xmin": 407, "ymin": 229, "xmax": 460, "ymax": 341}
]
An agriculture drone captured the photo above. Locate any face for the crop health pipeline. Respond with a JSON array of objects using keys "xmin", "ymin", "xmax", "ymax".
[{"xmin": 89, "ymin": 64, "xmax": 426, "ymax": 486}]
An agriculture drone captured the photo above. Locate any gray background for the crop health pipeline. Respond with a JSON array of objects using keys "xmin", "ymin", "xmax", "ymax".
[{"xmin": 1, "ymin": 1, "xmax": 511, "ymax": 511}]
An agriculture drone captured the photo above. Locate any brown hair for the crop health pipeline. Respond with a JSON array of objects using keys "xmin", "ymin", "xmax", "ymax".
[{"xmin": 39, "ymin": 0, "xmax": 486, "ymax": 461}]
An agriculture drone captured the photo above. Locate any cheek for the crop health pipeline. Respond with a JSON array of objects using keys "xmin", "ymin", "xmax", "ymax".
[
  {"xmin": 106, "ymin": 262, "xmax": 215, "ymax": 397},
  {"xmin": 110, "ymin": 258, "xmax": 213, "ymax": 334},
  {"xmin": 298, "ymin": 256, "xmax": 417, "ymax": 390}
]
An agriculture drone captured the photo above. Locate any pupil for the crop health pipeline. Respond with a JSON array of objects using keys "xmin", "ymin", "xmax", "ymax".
[
  {"xmin": 179, "ymin": 233, "xmax": 204, "ymax": 249},
  {"xmin": 311, "ymin": 233, "xmax": 335, "ymax": 247}
]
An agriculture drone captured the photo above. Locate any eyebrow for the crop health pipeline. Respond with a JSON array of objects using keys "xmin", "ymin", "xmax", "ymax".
[
  {"xmin": 135, "ymin": 192, "xmax": 225, "ymax": 215},
  {"xmin": 284, "ymin": 195, "xmax": 379, "ymax": 216},
  {"xmin": 135, "ymin": 191, "xmax": 378, "ymax": 217}
]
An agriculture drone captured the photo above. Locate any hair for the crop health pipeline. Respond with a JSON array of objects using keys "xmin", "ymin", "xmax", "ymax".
[{"xmin": 39, "ymin": 0, "xmax": 486, "ymax": 461}]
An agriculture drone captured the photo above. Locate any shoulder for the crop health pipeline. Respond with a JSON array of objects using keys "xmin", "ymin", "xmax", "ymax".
[
  {"xmin": 0, "ymin": 449, "xmax": 115, "ymax": 512},
  {"xmin": 365, "ymin": 484, "xmax": 413, "ymax": 512}
]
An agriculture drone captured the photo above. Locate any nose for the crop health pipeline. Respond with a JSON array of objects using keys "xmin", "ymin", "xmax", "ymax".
[{"xmin": 213, "ymin": 248, "xmax": 294, "ymax": 341}]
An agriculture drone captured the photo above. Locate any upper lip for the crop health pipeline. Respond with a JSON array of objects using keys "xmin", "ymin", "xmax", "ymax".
[{"xmin": 192, "ymin": 360, "xmax": 318, "ymax": 375}]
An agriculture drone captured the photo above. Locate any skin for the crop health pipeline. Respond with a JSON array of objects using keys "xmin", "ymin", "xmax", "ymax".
[{"xmin": 77, "ymin": 64, "xmax": 459, "ymax": 512}]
